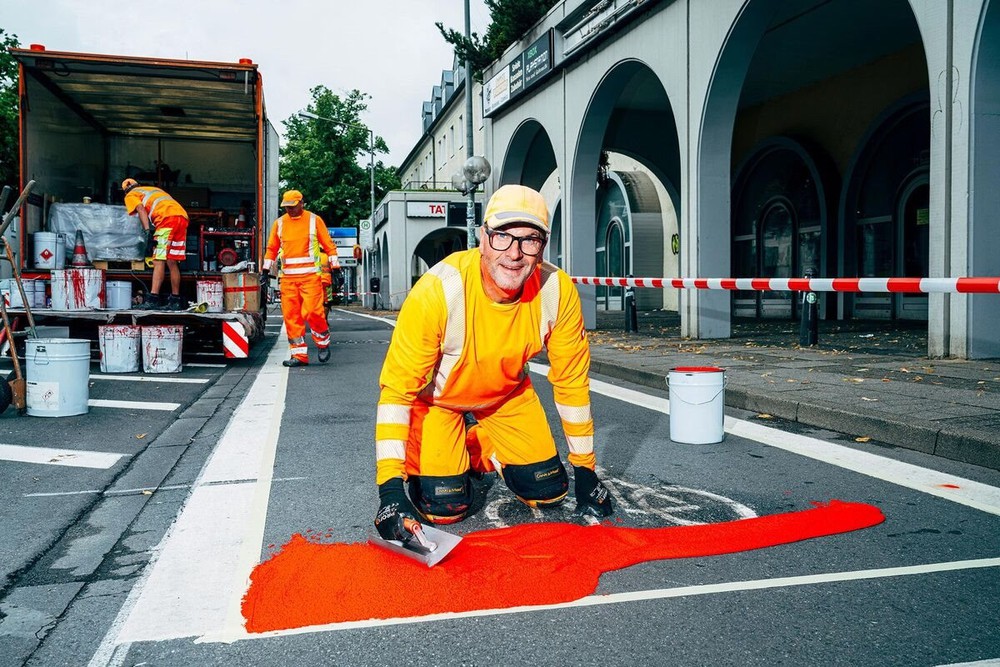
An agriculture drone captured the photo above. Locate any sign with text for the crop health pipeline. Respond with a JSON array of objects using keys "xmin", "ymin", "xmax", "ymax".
[
  {"xmin": 359, "ymin": 218, "xmax": 373, "ymax": 249},
  {"xmin": 406, "ymin": 201, "xmax": 448, "ymax": 218},
  {"xmin": 330, "ymin": 226, "xmax": 359, "ymax": 249},
  {"xmin": 483, "ymin": 29, "xmax": 553, "ymax": 117}
]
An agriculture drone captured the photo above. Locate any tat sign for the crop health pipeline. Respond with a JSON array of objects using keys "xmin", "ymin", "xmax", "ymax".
[{"xmin": 406, "ymin": 201, "xmax": 448, "ymax": 218}]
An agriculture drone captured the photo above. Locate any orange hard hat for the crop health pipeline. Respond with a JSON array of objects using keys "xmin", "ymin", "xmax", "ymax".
[{"xmin": 121, "ymin": 178, "xmax": 138, "ymax": 191}]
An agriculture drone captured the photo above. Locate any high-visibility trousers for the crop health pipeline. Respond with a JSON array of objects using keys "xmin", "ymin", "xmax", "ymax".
[
  {"xmin": 280, "ymin": 274, "xmax": 330, "ymax": 362},
  {"xmin": 404, "ymin": 380, "xmax": 558, "ymax": 478}
]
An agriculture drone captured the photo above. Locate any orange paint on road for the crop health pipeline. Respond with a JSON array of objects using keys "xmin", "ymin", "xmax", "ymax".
[{"xmin": 242, "ymin": 500, "xmax": 884, "ymax": 633}]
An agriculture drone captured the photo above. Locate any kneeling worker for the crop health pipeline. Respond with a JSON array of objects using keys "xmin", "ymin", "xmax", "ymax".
[
  {"xmin": 262, "ymin": 190, "xmax": 339, "ymax": 367},
  {"xmin": 374, "ymin": 184, "xmax": 614, "ymax": 543},
  {"xmin": 122, "ymin": 178, "xmax": 189, "ymax": 311}
]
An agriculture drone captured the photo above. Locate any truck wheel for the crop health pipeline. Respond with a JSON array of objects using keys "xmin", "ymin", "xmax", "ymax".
[{"xmin": 0, "ymin": 376, "xmax": 11, "ymax": 414}]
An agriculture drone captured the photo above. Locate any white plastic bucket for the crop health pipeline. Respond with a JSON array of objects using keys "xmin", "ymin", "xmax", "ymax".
[
  {"xmin": 668, "ymin": 366, "xmax": 726, "ymax": 444},
  {"xmin": 142, "ymin": 325, "xmax": 183, "ymax": 373},
  {"xmin": 36, "ymin": 280, "xmax": 49, "ymax": 308},
  {"xmin": 106, "ymin": 280, "xmax": 133, "ymax": 310},
  {"xmin": 33, "ymin": 232, "xmax": 59, "ymax": 269},
  {"xmin": 26, "ymin": 338, "xmax": 91, "ymax": 417},
  {"xmin": 196, "ymin": 280, "xmax": 224, "ymax": 313},
  {"xmin": 55, "ymin": 233, "xmax": 66, "ymax": 269},
  {"xmin": 50, "ymin": 269, "xmax": 105, "ymax": 310},
  {"xmin": 0, "ymin": 279, "xmax": 24, "ymax": 308},
  {"xmin": 99, "ymin": 325, "xmax": 140, "ymax": 373}
]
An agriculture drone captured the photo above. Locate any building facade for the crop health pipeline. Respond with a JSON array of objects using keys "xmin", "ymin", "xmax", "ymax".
[{"xmin": 382, "ymin": 0, "xmax": 1000, "ymax": 359}]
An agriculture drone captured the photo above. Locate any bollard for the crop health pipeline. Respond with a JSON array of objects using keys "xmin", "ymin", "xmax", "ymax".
[
  {"xmin": 624, "ymin": 280, "xmax": 638, "ymax": 333},
  {"xmin": 799, "ymin": 268, "xmax": 819, "ymax": 346}
]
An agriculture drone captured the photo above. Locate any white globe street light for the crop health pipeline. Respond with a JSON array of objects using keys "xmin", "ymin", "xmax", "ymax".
[{"xmin": 457, "ymin": 156, "xmax": 491, "ymax": 249}]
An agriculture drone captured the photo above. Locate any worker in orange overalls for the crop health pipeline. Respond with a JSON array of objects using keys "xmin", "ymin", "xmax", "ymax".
[
  {"xmin": 262, "ymin": 190, "xmax": 339, "ymax": 367},
  {"xmin": 121, "ymin": 178, "xmax": 189, "ymax": 311},
  {"xmin": 373, "ymin": 184, "xmax": 614, "ymax": 544}
]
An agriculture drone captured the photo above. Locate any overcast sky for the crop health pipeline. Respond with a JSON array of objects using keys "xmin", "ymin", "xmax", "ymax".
[{"xmin": 1, "ymin": 0, "xmax": 490, "ymax": 167}]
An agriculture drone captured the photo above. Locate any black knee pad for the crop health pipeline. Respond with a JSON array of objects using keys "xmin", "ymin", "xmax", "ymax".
[
  {"xmin": 502, "ymin": 455, "xmax": 569, "ymax": 504},
  {"xmin": 408, "ymin": 474, "xmax": 472, "ymax": 522}
]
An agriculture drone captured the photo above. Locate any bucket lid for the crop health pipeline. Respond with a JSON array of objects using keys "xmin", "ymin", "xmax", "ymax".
[{"xmin": 671, "ymin": 366, "xmax": 724, "ymax": 373}]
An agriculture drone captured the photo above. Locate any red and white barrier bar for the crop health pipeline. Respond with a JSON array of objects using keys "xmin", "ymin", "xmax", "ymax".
[{"xmin": 571, "ymin": 276, "xmax": 1000, "ymax": 294}]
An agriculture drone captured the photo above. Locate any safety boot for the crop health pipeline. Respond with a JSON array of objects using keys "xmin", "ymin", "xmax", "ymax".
[
  {"xmin": 318, "ymin": 346, "xmax": 331, "ymax": 363},
  {"xmin": 163, "ymin": 294, "xmax": 184, "ymax": 311},
  {"xmin": 282, "ymin": 357, "xmax": 307, "ymax": 367},
  {"xmin": 135, "ymin": 292, "xmax": 163, "ymax": 310}
]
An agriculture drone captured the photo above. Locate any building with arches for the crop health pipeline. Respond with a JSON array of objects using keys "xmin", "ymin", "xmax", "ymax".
[{"xmin": 382, "ymin": 0, "xmax": 999, "ymax": 359}]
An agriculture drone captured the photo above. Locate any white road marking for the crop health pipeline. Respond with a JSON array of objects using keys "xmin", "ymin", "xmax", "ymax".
[
  {"xmin": 208, "ymin": 556, "xmax": 1000, "ymax": 642},
  {"xmin": 0, "ymin": 444, "xmax": 122, "ymax": 469},
  {"xmin": 91, "ymin": 375, "xmax": 209, "ymax": 384},
  {"xmin": 89, "ymin": 329, "xmax": 289, "ymax": 663},
  {"xmin": 185, "ymin": 363, "xmax": 226, "ymax": 368},
  {"xmin": 23, "ymin": 477, "xmax": 308, "ymax": 498},
  {"xmin": 529, "ymin": 362, "xmax": 1000, "ymax": 517},
  {"xmin": 88, "ymin": 399, "xmax": 180, "ymax": 411}
]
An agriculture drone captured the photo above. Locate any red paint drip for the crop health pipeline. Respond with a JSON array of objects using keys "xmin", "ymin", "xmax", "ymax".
[
  {"xmin": 938, "ymin": 483, "xmax": 961, "ymax": 489},
  {"xmin": 241, "ymin": 500, "xmax": 883, "ymax": 633}
]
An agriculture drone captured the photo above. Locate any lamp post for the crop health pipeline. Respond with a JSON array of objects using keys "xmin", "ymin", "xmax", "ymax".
[
  {"xmin": 298, "ymin": 110, "xmax": 375, "ymax": 304},
  {"xmin": 452, "ymin": 156, "xmax": 491, "ymax": 248}
]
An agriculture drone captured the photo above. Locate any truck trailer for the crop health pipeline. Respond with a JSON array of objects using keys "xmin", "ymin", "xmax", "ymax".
[{"xmin": 8, "ymin": 45, "xmax": 280, "ymax": 358}]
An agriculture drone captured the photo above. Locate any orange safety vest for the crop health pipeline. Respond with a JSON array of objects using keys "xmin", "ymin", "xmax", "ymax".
[
  {"xmin": 124, "ymin": 186, "xmax": 188, "ymax": 224},
  {"xmin": 264, "ymin": 212, "xmax": 337, "ymax": 278}
]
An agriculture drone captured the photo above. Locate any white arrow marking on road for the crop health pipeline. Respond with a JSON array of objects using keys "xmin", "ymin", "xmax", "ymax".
[{"xmin": 0, "ymin": 444, "xmax": 122, "ymax": 469}]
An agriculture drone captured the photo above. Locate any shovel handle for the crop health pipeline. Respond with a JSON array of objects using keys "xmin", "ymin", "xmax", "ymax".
[{"xmin": 402, "ymin": 517, "xmax": 438, "ymax": 552}]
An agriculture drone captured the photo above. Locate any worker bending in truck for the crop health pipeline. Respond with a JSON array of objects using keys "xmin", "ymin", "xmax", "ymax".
[
  {"xmin": 121, "ymin": 178, "xmax": 189, "ymax": 311},
  {"xmin": 374, "ymin": 184, "xmax": 614, "ymax": 543},
  {"xmin": 263, "ymin": 190, "xmax": 339, "ymax": 367}
]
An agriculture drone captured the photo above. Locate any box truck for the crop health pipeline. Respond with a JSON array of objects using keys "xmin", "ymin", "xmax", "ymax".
[{"xmin": 8, "ymin": 45, "xmax": 280, "ymax": 358}]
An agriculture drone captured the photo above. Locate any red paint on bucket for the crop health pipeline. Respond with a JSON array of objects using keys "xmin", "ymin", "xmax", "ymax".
[
  {"xmin": 672, "ymin": 366, "xmax": 724, "ymax": 373},
  {"xmin": 241, "ymin": 500, "xmax": 883, "ymax": 632}
]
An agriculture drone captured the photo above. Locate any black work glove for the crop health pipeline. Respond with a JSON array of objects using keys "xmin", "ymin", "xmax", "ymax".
[
  {"xmin": 143, "ymin": 227, "xmax": 155, "ymax": 256},
  {"xmin": 260, "ymin": 269, "xmax": 270, "ymax": 281},
  {"xmin": 374, "ymin": 478, "xmax": 421, "ymax": 542},
  {"xmin": 574, "ymin": 466, "xmax": 614, "ymax": 518}
]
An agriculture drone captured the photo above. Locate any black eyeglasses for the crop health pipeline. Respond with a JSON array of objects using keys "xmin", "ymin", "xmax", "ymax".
[{"xmin": 484, "ymin": 227, "xmax": 547, "ymax": 256}]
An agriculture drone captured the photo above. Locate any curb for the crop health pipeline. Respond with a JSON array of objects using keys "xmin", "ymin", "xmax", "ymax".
[{"xmin": 590, "ymin": 359, "xmax": 1000, "ymax": 472}]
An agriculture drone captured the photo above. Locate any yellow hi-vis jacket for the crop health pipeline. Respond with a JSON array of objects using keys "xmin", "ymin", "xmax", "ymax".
[
  {"xmin": 263, "ymin": 211, "xmax": 337, "ymax": 279},
  {"xmin": 375, "ymin": 248, "xmax": 595, "ymax": 482},
  {"xmin": 124, "ymin": 186, "xmax": 188, "ymax": 224}
]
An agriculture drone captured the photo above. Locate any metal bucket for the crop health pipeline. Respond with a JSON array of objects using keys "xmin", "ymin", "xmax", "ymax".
[
  {"xmin": 51, "ymin": 269, "xmax": 105, "ymax": 310},
  {"xmin": 0, "ymin": 278, "xmax": 25, "ymax": 308},
  {"xmin": 99, "ymin": 325, "xmax": 140, "ymax": 373},
  {"xmin": 668, "ymin": 367, "xmax": 726, "ymax": 444},
  {"xmin": 196, "ymin": 280, "xmax": 224, "ymax": 313},
  {"xmin": 142, "ymin": 325, "xmax": 183, "ymax": 374},
  {"xmin": 26, "ymin": 338, "xmax": 91, "ymax": 417},
  {"xmin": 105, "ymin": 280, "xmax": 133, "ymax": 310}
]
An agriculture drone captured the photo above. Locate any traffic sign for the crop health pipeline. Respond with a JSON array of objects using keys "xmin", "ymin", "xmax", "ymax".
[{"xmin": 359, "ymin": 218, "xmax": 373, "ymax": 249}]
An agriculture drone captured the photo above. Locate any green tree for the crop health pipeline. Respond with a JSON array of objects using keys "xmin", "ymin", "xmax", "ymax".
[
  {"xmin": 436, "ymin": 0, "xmax": 557, "ymax": 81},
  {"xmin": 280, "ymin": 86, "xmax": 399, "ymax": 228},
  {"xmin": 0, "ymin": 29, "xmax": 20, "ymax": 192}
]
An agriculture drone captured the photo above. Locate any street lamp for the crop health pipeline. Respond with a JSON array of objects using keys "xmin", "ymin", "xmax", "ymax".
[
  {"xmin": 452, "ymin": 155, "xmax": 491, "ymax": 249},
  {"xmin": 298, "ymin": 110, "xmax": 376, "ymax": 305}
]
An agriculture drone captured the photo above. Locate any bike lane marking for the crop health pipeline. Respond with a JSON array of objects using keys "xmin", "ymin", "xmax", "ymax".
[{"xmin": 88, "ymin": 330, "xmax": 290, "ymax": 664}]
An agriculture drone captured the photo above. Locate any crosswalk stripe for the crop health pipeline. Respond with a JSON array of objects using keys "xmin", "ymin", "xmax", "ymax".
[
  {"xmin": 0, "ymin": 444, "xmax": 123, "ymax": 469},
  {"xmin": 88, "ymin": 399, "xmax": 180, "ymax": 411},
  {"xmin": 91, "ymin": 375, "xmax": 209, "ymax": 384}
]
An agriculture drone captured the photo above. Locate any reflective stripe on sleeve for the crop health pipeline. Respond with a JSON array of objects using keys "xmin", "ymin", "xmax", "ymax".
[
  {"xmin": 555, "ymin": 402, "xmax": 592, "ymax": 424},
  {"xmin": 377, "ymin": 404, "xmax": 412, "ymax": 425},
  {"xmin": 565, "ymin": 434, "xmax": 594, "ymax": 456},
  {"xmin": 376, "ymin": 439, "xmax": 407, "ymax": 461}
]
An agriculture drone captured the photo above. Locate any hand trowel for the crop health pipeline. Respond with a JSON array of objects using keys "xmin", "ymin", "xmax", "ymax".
[{"xmin": 370, "ymin": 518, "xmax": 462, "ymax": 567}]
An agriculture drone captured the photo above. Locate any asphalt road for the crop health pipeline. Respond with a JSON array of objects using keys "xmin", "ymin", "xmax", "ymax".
[{"xmin": 1, "ymin": 309, "xmax": 999, "ymax": 667}]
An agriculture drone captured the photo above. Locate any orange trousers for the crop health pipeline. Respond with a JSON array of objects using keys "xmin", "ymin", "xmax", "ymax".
[
  {"xmin": 404, "ymin": 381, "xmax": 558, "ymax": 479},
  {"xmin": 280, "ymin": 275, "xmax": 330, "ymax": 362}
]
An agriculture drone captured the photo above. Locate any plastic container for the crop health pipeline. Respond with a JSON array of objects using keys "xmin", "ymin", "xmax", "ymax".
[
  {"xmin": 105, "ymin": 280, "xmax": 133, "ymax": 310},
  {"xmin": 668, "ymin": 367, "xmax": 726, "ymax": 444},
  {"xmin": 196, "ymin": 280, "xmax": 224, "ymax": 313},
  {"xmin": 51, "ymin": 268, "xmax": 105, "ymax": 310},
  {"xmin": 33, "ymin": 232, "xmax": 59, "ymax": 269},
  {"xmin": 142, "ymin": 325, "xmax": 183, "ymax": 373},
  {"xmin": 99, "ymin": 325, "xmax": 140, "ymax": 372},
  {"xmin": 26, "ymin": 338, "xmax": 91, "ymax": 417}
]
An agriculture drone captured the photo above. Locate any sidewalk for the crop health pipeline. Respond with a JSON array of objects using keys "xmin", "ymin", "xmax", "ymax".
[{"xmin": 589, "ymin": 310, "xmax": 1000, "ymax": 471}]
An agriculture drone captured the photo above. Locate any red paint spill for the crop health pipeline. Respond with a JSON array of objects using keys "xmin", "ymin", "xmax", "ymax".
[
  {"xmin": 938, "ymin": 483, "xmax": 961, "ymax": 489},
  {"xmin": 241, "ymin": 500, "xmax": 883, "ymax": 633}
]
